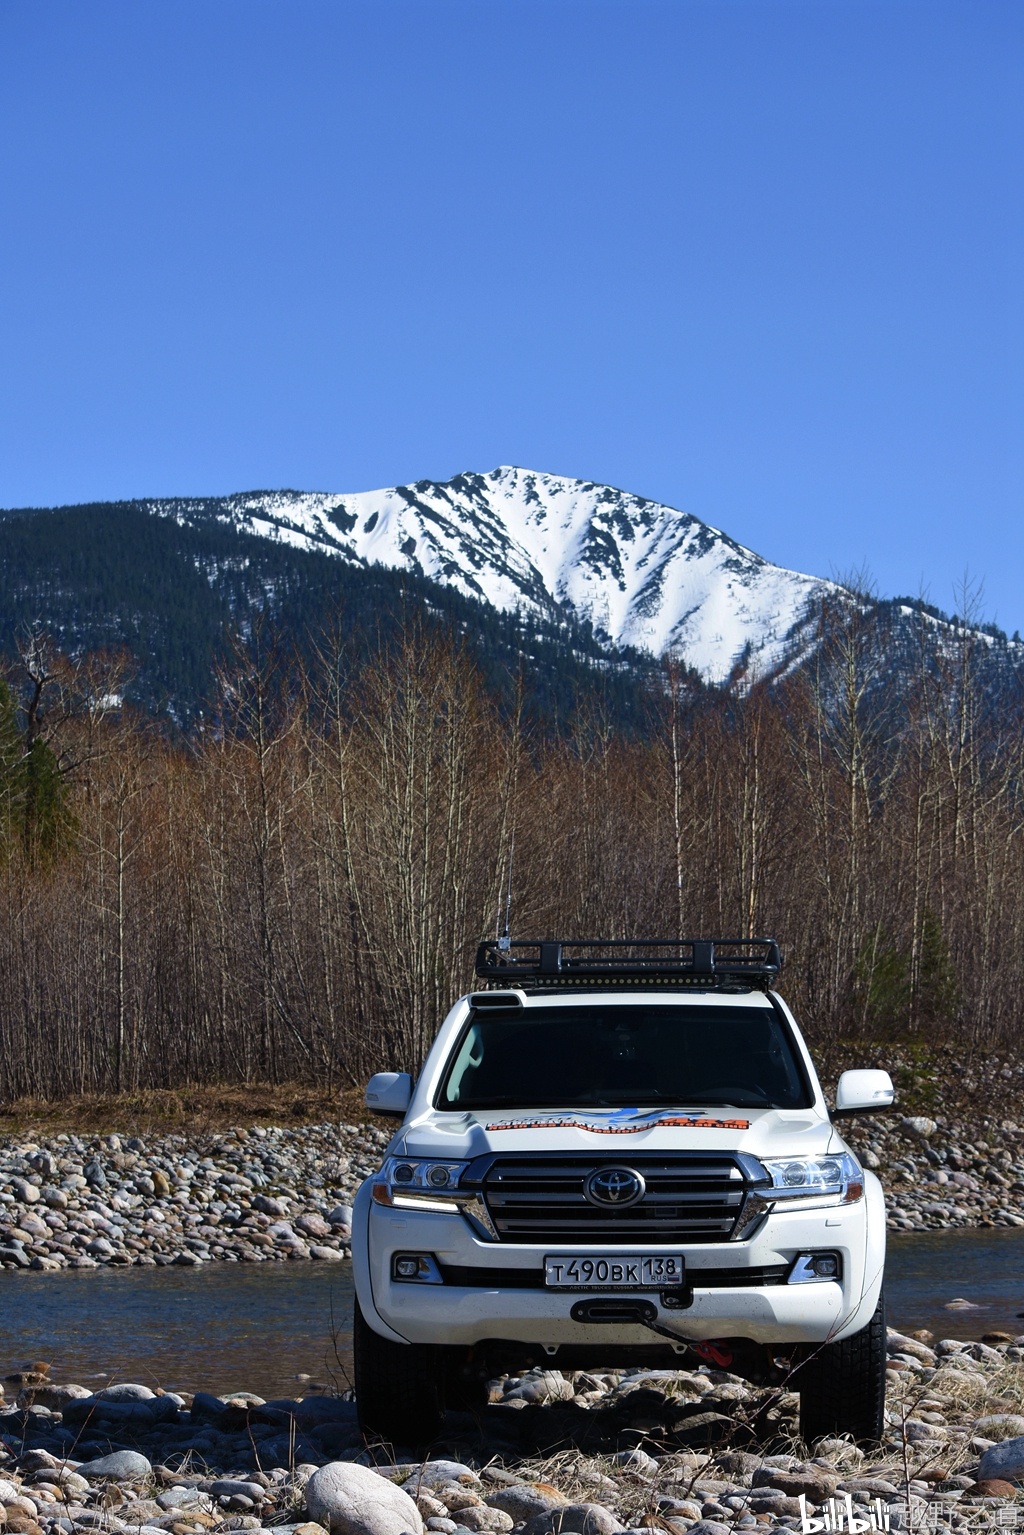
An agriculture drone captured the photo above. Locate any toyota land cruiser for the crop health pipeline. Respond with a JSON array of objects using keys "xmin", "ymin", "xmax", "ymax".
[{"xmin": 351, "ymin": 939, "xmax": 893, "ymax": 1446}]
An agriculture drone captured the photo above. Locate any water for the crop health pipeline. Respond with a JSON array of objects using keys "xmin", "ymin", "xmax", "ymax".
[
  {"xmin": 0, "ymin": 1262, "xmax": 355, "ymax": 1401},
  {"xmin": 886, "ymin": 1226, "xmax": 1024, "ymax": 1340},
  {"xmin": 0, "ymin": 1228, "xmax": 1020, "ymax": 1396}
]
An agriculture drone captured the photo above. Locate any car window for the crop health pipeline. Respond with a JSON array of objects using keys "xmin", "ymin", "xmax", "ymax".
[{"xmin": 437, "ymin": 1003, "xmax": 811, "ymax": 1110}]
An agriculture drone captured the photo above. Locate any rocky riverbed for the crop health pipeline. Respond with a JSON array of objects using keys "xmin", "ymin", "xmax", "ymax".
[
  {"xmin": 0, "ymin": 1126, "xmax": 393, "ymax": 1272},
  {"xmin": 1, "ymin": 1104, "xmax": 1024, "ymax": 1272},
  {"xmin": 3, "ymin": 1328, "xmax": 1024, "ymax": 1535}
]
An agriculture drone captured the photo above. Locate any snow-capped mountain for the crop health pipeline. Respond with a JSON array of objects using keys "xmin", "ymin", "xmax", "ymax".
[{"xmin": 150, "ymin": 467, "xmax": 834, "ymax": 683}]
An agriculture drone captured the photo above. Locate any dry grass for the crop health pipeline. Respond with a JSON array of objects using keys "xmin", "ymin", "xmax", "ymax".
[{"xmin": 0, "ymin": 1082, "xmax": 389, "ymax": 1138}]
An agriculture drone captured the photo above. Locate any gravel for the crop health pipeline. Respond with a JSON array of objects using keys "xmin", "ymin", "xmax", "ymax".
[
  {"xmin": 844, "ymin": 1112, "xmax": 1024, "ymax": 1233},
  {"xmin": 0, "ymin": 1327, "xmax": 1023, "ymax": 1535},
  {"xmin": 0, "ymin": 1126, "xmax": 389, "ymax": 1270}
]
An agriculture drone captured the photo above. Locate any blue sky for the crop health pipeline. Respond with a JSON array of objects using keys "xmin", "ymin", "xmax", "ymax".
[{"xmin": 1, "ymin": 1, "xmax": 1021, "ymax": 629}]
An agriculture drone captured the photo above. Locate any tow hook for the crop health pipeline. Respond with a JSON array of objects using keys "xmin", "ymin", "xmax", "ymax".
[
  {"xmin": 570, "ymin": 1299, "xmax": 735, "ymax": 1370},
  {"xmin": 692, "ymin": 1340, "xmax": 734, "ymax": 1368}
]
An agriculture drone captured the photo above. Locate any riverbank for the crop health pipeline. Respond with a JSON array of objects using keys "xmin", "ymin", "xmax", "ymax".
[
  {"xmin": 2, "ymin": 1086, "xmax": 1024, "ymax": 1272},
  {"xmin": 0, "ymin": 1124, "xmax": 393, "ymax": 1272},
  {"xmin": 2, "ymin": 1328, "xmax": 1024, "ymax": 1535}
]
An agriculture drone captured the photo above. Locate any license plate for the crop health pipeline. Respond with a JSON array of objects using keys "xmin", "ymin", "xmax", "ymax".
[{"xmin": 544, "ymin": 1254, "xmax": 685, "ymax": 1289}]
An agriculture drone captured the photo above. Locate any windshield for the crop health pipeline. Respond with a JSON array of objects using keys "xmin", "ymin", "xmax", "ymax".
[{"xmin": 436, "ymin": 1002, "xmax": 812, "ymax": 1111}]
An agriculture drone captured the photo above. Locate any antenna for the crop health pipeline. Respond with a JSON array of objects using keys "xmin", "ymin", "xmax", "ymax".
[{"xmin": 497, "ymin": 832, "xmax": 515, "ymax": 951}]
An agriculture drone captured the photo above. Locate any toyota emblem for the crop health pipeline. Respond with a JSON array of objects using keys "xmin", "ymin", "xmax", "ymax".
[{"xmin": 584, "ymin": 1167, "xmax": 646, "ymax": 1208}]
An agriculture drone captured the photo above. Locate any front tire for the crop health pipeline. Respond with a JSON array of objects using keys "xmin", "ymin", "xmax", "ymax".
[
  {"xmin": 797, "ymin": 1291, "xmax": 887, "ymax": 1445},
  {"xmin": 353, "ymin": 1302, "xmax": 445, "ymax": 1446}
]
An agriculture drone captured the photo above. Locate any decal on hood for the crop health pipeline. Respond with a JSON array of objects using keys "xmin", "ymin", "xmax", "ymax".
[{"xmin": 483, "ymin": 1108, "xmax": 750, "ymax": 1133}]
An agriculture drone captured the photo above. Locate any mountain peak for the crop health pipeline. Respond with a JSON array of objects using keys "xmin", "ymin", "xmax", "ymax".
[{"xmin": 147, "ymin": 468, "xmax": 834, "ymax": 683}]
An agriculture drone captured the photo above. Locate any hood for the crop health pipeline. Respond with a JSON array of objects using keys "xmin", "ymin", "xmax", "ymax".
[{"xmin": 398, "ymin": 1104, "xmax": 833, "ymax": 1162}]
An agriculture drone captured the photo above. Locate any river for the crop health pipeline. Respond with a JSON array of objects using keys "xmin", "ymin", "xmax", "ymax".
[{"xmin": 0, "ymin": 1228, "xmax": 1019, "ymax": 1400}]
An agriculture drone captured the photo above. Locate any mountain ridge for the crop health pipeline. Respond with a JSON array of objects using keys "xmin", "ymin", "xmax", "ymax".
[
  {"xmin": 136, "ymin": 465, "xmax": 836, "ymax": 684},
  {"xmin": 2, "ymin": 468, "xmax": 1019, "ymax": 728}
]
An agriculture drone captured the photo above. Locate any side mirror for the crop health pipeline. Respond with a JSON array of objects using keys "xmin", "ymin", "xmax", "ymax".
[
  {"xmin": 834, "ymin": 1069, "xmax": 895, "ymax": 1117},
  {"xmin": 365, "ymin": 1071, "xmax": 413, "ymax": 1116}
]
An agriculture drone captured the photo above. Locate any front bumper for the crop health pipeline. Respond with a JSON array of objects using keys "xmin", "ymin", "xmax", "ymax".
[{"xmin": 354, "ymin": 1174, "xmax": 886, "ymax": 1350}]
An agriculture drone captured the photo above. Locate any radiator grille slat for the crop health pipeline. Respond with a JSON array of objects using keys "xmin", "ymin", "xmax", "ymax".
[{"xmin": 482, "ymin": 1155, "xmax": 751, "ymax": 1244}]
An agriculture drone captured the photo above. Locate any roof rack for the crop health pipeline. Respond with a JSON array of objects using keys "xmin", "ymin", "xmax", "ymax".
[{"xmin": 474, "ymin": 938, "xmax": 782, "ymax": 991}]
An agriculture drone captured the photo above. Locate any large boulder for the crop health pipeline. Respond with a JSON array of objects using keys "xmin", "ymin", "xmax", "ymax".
[{"xmin": 306, "ymin": 1462, "xmax": 424, "ymax": 1535}]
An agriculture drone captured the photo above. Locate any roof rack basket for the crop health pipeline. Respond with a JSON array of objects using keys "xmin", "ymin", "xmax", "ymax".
[{"xmin": 474, "ymin": 938, "xmax": 782, "ymax": 991}]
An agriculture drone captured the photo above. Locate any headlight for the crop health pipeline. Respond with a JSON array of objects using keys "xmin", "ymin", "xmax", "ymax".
[
  {"xmin": 760, "ymin": 1151, "xmax": 864, "ymax": 1205},
  {"xmin": 371, "ymin": 1157, "xmax": 471, "ymax": 1210},
  {"xmin": 380, "ymin": 1157, "xmax": 469, "ymax": 1191}
]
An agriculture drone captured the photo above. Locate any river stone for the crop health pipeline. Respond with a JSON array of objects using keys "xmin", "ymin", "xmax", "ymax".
[
  {"xmin": 309, "ymin": 1245, "xmax": 345, "ymax": 1261},
  {"xmin": 10, "ymin": 1178, "xmax": 39, "ymax": 1203},
  {"xmin": 78, "ymin": 1452, "xmax": 153, "ymax": 1480},
  {"xmin": 901, "ymin": 1117, "xmax": 937, "ymax": 1138},
  {"xmin": 905, "ymin": 1419, "xmax": 948, "ymax": 1442},
  {"xmin": 756, "ymin": 1470, "xmax": 838, "ymax": 1501},
  {"xmin": 189, "ymin": 1390, "xmax": 228, "ymax": 1421},
  {"xmin": 306, "ymin": 1461, "xmax": 424, "ymax": 1535},
  {"xmin": 453, "ymin": 1512, "xmax": 513, "ymax": 1534},
  {"xmin": 613, "ymin": 1450, "xmax": 659, "ymax": 1475},
  {"xmin": 4, "ymin": 1517, "xmax": 43, "ymax": 1535},
  {"xmin": 504, "ymin": 1371, "xmax": 574, "ymax": 1404},
  {"xmin": 402, "ymin": 1465, "xmax": 479, "ymax": 1493},
  {"xmin": 156, "ymin": 1489, "xmax": 215, "ymax": 1513},
  {"xmin": 119, "ymin": 1502, "xmax": 165, "ymax": 1526},
  {"xmin": 295, "ymin": 1214, "xmax": 331, "ymax": 1238},
  {"xmin": 975, "ymin": 1415, "xmax": 1024, "ymax": 1441},
  {"xmin": 96, "ymin": 1383, "xmax": 156, "ymax": 1401},
  {"xmin": 886, "ymin": 1330, "xmax": 936, "ymax": 1364},
  {"xmin": 839, "ymin": 1481, "xmax": 900, "ymax": 1497},
  {"xmin": 204, "ymin": 1482, "xmax": 267, "ymax": 1503},
  {"xmin": 485, "ymin": 1489, "xmax": 567, "ymax": 1522},
  {"xmin": 252, "ymin": 1195, "xmax": 290, "ymax": 1218},
  {"xmin": 978, "ymin": 1437, "xmax": 1024, "ymax": 1482},
  {"xmin": 0, "ymin": 1479, "xmax": 20, "ymax": 1502},
  {"xmin": 521, "ymin": 1506, "xmax": 624, "ymax": 1535},
  {"xmin": 63, "ymin": 1393, "xmax": 178, "ymax": 1427}
]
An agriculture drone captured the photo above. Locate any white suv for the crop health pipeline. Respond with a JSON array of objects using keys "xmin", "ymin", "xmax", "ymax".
[{"xmin": 351, "ymin": 939, "xmax": 893, "ymax": 1447}]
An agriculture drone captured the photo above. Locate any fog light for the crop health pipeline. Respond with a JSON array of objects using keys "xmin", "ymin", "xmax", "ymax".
[
  {"xmin": 391, "ymin": 1252, "xmax": 443, "ymax": 1284},
  {"xmin": 788, "ymin": 1251, "xmax": 842, "ymax": 1284}
]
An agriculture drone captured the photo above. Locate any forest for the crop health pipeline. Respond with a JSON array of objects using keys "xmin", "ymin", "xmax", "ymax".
[{"xmin": 0, "ymin": 593, "xmax": 1021, "ymax": 1103}]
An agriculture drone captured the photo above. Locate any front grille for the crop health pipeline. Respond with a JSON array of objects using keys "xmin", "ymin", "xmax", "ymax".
[{"xmin": 481, "ymin": 1155, "xmax": 750, "ymax": 1244}]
